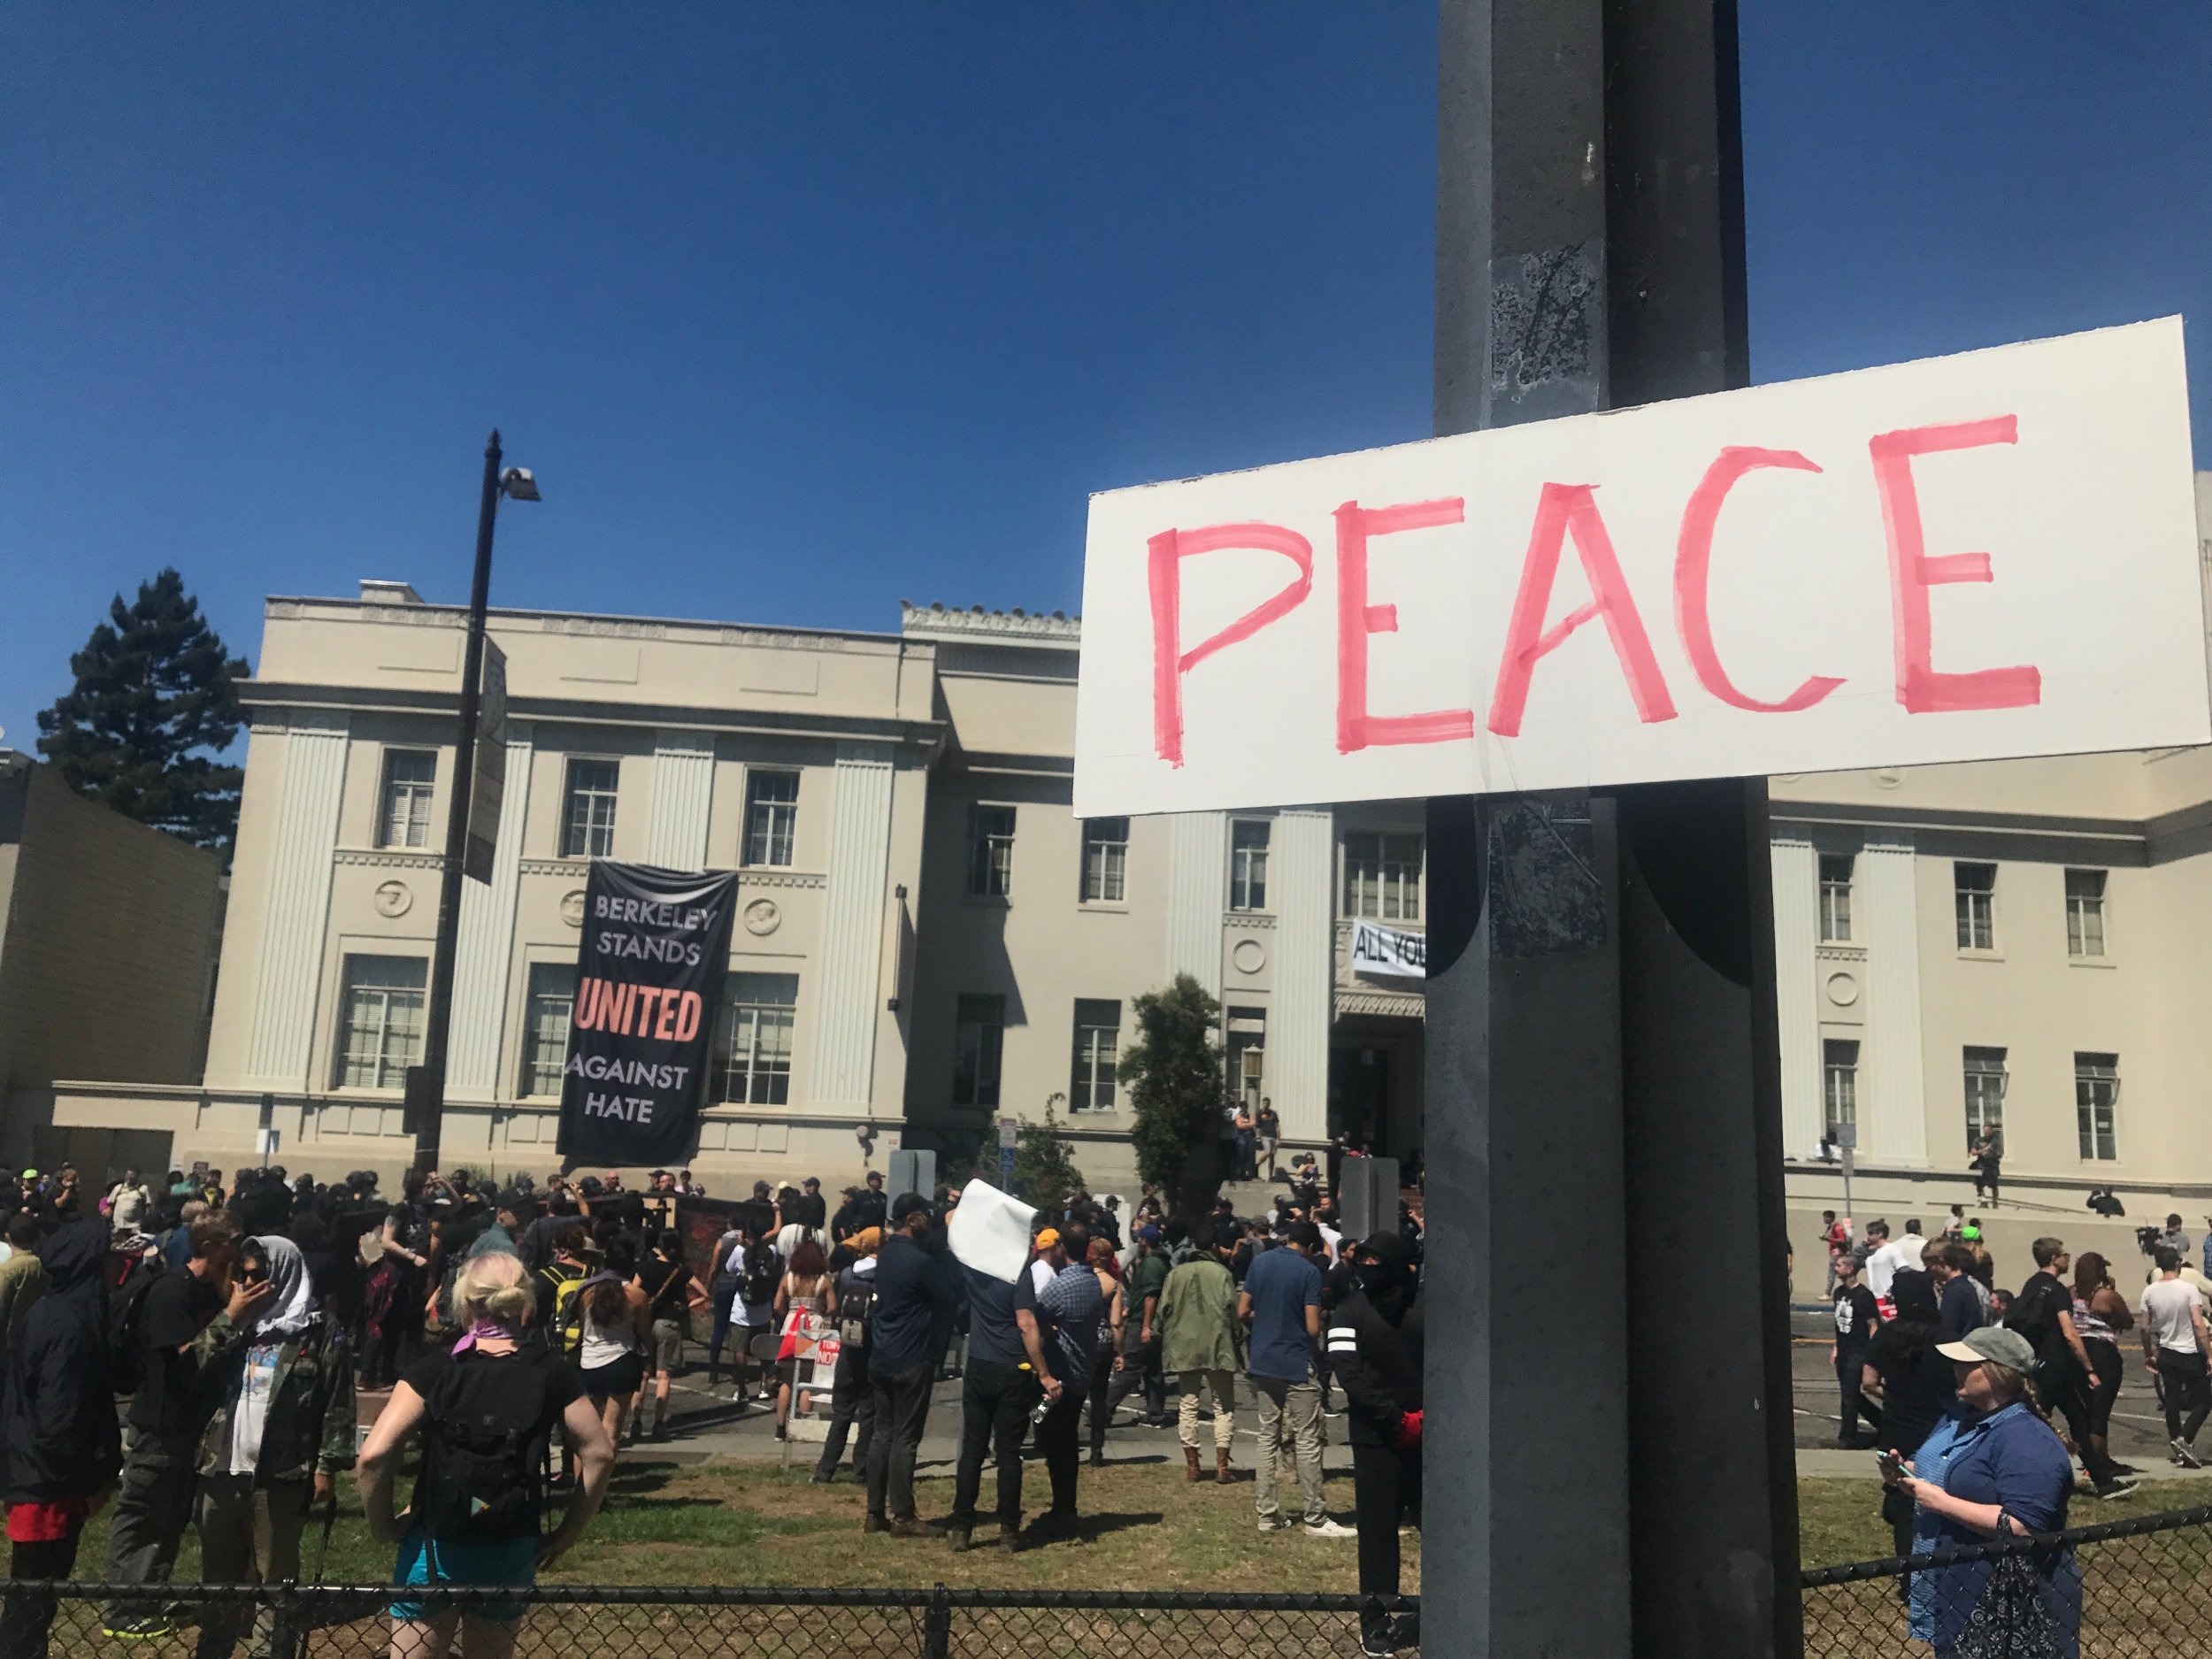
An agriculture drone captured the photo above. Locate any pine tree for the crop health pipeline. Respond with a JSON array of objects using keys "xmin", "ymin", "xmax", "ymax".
[
  {"xmin": 1119, "ymin": 972, "xmax": 1228, "ymax": 1217},
  {"xmin": 35, "ymin": 569, "xmax": 250, "ymax": 855}
]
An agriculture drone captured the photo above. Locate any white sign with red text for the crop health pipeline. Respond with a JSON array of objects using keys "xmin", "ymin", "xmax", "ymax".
[{"xmin": 1073, "ymin": 319, "xmax": 2205, "ymax": 817}]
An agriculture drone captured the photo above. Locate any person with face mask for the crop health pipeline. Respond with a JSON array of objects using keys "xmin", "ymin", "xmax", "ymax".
[{"xmin": 1330, "ymin": 1232, "xmax": 1424, "ymax": 1658}]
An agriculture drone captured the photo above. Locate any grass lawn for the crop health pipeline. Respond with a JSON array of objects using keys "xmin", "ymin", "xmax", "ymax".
[{"xmin": 58, "ymin": 1466, "xmax": 2208, "ymax": 1591}]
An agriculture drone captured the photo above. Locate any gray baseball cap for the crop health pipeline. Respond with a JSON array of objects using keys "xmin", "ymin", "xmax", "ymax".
[{"xmin": 1937, "ymin": 1325, "xmax": 2035, "ymax": 1371}]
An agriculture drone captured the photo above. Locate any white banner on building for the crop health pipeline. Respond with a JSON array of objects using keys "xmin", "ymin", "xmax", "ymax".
[
  {"xmin": 1349, "ymin": 920, "xmax": 1425, "ymax": 979},
  {"xmin": 1072, "ymin": 319, "xmax": 2207, "ymax": 817}
]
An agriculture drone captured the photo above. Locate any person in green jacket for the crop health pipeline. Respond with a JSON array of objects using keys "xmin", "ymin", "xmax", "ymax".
[
  {"xmin": 0, "ymin": 1212, "xmax": 48, "ymax": 1347},
  {"xmin": 188, "ymin": 1234, "xmax": 356, "ymax": 1659},
  {"xmin": 1156, "ymin": 1221, "xmax": 1246, "ymax": 1483}
]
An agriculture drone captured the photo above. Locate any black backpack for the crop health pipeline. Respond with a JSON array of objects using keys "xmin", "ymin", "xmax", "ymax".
[
  {"xmin": 412, "ymin": 1343, "xmax": 557, "ymax": 1546},
  {"xmin": 739, "ymin": 1242, "xmax": 780, "ymax": 1310},
  {"xmin": 107, "ymin": 1256, "xmax": 167, "ymax": 1394},
  {"xmin": 838, "ymin": 1272, "xmax": 876, "ymax": 1348}
]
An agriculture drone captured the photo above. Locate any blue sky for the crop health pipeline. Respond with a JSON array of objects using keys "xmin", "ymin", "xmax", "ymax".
[{"xmin": 3, "ymin": 4, "xmax": 2208, "ymax": 751}]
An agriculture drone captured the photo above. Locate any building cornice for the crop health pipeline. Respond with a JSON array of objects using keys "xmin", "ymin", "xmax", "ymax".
[
  {"xmin": 266, "ymin": 595, "xmax": 913, "ymax": 654},
  {"xmin": 900, "ymin": 601, "xmax": 1080, "ymax": 648}
]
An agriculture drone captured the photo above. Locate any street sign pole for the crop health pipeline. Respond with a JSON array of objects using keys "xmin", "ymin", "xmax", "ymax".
[
  {"xmin": 1425, "ymin": 3, "xmax": 1800, "ymax": 1655},
  {"xmin": 998, "ymin": 1116, "xmax": 1018, "ymax": 1187}
]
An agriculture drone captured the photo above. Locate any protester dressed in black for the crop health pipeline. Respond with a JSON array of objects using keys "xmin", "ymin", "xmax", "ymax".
[
  {"xmin": 0, "ymin": 1219, "xmax": 124, "ymax": 1659},
  {"xmin": 1865, "ymin": 1271, "xmax": 1959, "ymax": 1563},
  {"xmin": 1330, "ymin": 1232, "xmax": 1423, "ymax": 1657},
  {"xmin": 1832, "ymin": 1257, "xmax": 1883, "ymax": 1447}
]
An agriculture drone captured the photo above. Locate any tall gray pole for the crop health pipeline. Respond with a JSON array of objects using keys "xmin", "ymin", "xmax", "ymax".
[{"xmin": 1425, "ymin": 3, "xmax": 1801, "ymax": 1655}]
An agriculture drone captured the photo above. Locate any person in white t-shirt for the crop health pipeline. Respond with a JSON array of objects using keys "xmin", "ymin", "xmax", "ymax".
[
  {"xmin": 1859, "ymin": 1222, "xmax": 1901, "ymax": 1310},
  {"xmin": 2141, "ymin": 1247, "xmax": 2212, "ymax": 1465},
  {"xmin": 1891, "ymin": 1219, "xmax": 1928, "ymax": 1271}
]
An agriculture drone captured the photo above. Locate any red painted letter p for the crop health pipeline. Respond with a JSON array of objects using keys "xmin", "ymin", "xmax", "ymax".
[{"xmin": 1149, "ymin": 524, "xmax": 1314, "ymax": 766}]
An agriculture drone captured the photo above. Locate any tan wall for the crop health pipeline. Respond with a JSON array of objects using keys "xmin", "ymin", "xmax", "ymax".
[{"xmin": 0, "ymin": 768, "xmax": 221, "ymax": 1088}]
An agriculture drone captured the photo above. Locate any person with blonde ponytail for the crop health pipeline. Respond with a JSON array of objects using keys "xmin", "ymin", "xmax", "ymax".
[{"xmin": 358, "ymin": 1251, "xmax": 614, "ymax": 1659}]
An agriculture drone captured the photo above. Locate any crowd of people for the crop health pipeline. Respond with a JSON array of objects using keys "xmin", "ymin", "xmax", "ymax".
[
  {"xmin": 0, "ymin": 1152, "xmax": 1427, "ymax": 1659},
  {"xmin": 1825, "ymin": 1202, "xmax": 2212, "ymax": 1652}
]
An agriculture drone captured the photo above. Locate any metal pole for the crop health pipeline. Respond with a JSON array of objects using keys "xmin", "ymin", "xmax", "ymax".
[
  {"xmin": 1426, "ymin": 3, "xmax": 1800, "ymax": 1655},
  {"xmin": 411, "ymin": 429, "xmax": 503, "ymax": 1176}
]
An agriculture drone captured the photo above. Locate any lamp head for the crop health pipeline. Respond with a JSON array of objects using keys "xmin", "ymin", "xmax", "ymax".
[{"xmin": 499, "ymin": 467, "xmax": 541, "ymax": 503}]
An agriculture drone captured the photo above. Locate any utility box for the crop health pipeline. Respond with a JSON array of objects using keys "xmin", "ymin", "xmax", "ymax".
[
  {"xmin": 888, "ymin": 1148, "xmax": 937, "ymax": 1207},
  {"xmin": 1340, "ymin": 1156, "xmax": 1401, "ymax": 1244}
]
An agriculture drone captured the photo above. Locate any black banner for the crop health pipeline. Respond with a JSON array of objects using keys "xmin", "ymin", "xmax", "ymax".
[{"xmin": 557, "ymin": 862, "xmax": 737, "ymax": 1167}]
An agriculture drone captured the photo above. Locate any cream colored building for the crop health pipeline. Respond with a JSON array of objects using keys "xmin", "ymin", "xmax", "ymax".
[
  {"xmin": 1, "ymin": 751, "xmax": 225, "ymax": 1173},
  {"xmin": 50, "ymin": 585, "xmax": 1423, "ymax": 1191},
  {"xmin": 46, "ymin": 472, "xmax": 2212, "ymax": 1214}
]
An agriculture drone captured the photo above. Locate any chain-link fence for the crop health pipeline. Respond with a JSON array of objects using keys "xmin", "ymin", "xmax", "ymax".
[
  {"xmin": 1803, "ymin": 1500, "xmax": 2212, "ymax": 1656},
  {"xmin": 9, "ymin": 1502, "xmax": 2209, "ymax": 1658},
  {"xmin": 0, "ymin": 1582, "xmax": 1417, "ymax": 1659}
]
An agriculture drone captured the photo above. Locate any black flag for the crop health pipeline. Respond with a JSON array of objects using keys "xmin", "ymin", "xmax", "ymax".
[{"xmin": 557, "ymin": 862, "xmax": 737, "ymax": 1167}]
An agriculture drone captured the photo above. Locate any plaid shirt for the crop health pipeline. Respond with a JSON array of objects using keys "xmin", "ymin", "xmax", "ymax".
[{"xmin": 1034, "ymin": 1262, "xmax": 1103, "ymax": 1383}]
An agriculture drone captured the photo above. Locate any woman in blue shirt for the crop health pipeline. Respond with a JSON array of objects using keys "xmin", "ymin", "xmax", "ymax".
[{"xmin": 1888, "ymin": 1325, "xmax": 2079, "ymax": 1656}]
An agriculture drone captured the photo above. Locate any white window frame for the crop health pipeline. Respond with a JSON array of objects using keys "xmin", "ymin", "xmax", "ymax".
[
  {"xmin": 1230, "ymin": 819, "xmax": 1271, "ymax": 912},
  {"xmin": 2075, "ymin": 1053, "xmax": 2119, "ymax": 1162},
  {"xmin": 1962, "ymin": 1046, "xmax": 2007, "ymax": 1151},
  {"xmin": 562, "ymin": 758, "xmax": 620, "ymax": 860},
  {"xmin": 1080, "ymin": 818, "xmax": 1129, "ymax": 904},
  {"xmin": 519, "ymin": 962, "xmax": 577, "ymax": 1098},
  {"xmin": 1342, "ymin": 832, "xmax": 1423, "ymax": 922},
  {"xmin": 713, "ymin": 973, "xmax": 799, "ymax": 1105},
  {"xmin": 1954, "ymin": 862, "xmax": 1997, "ymax": 952},
  {"xmin": 1817, "ymin": 854, "xmax": 1855, "ymax": 944},
  {"xmin": 334, "ymin": 955, "xmax": 427, "ymax": 1091},
  {"xmin": 1070, "ymin": 999, "xmax": 1120, "ymax": 1111},
  {"xmin": 1822, "ymin": 1038, "xmax": 1859, "ymax": 1140},
  {"xmin": 743, "ymin": 771, "xmax": 799, "ymax": 868},
  {"xmin": 379, "ymin": 749, "xmax": 437, "ymax": 849},
  {"xmin": 2064, "ymin": 868, "xmax": 2108, "ymax": 959},
  {"xmin": 968, "ymin": 805, "xmax": 1016, "ymax": 899},
  {"xmin": 954, "ymin": 994, "xmax": 1005, "ymax": 1107}
]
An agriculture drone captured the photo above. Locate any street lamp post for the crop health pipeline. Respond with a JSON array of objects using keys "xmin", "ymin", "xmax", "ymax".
[{"xmin": 408, "ymin": 428, "xmax": 539, "ymax": 1175}]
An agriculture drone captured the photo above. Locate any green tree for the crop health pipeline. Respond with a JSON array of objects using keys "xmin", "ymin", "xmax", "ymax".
[
  {"xmin": 949, "ymin": 1100, "xmax": 1089, "ymax": 1217},
  {"xmin": 1118, "ymin": 972, "xmax": 1226, "ymax": 1216},
  {"xmin": 35, "ymin": 569, "xmax": 250, "ymax": 856}
]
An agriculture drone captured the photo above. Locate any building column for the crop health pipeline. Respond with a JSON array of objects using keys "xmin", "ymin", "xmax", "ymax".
[
  {"xmin": 1859, "ymin": 835, "xmax": 1928, "ymax": 1166},
  {"xmin": 1164, "ymin": 811, "xmax": 1226, "ymax": 995},
  {"xmin": 807, "ymin": 747, "xmax": 895, "ymax": 1107},
  {"xmin": 449, "ymin": 723, "xmax": 535, "ymax": 1102},
  {"xmin": 1768, "ymin": 836, "xmax": 1823, "ymax": 1156},
  {"xmin": 245, "ymin": 713, "xmax": 349, "ymax": 1087},
  {"xmin": 1270, "ymin": 810, "xmax": 1333, "ymax": 1143},
  {"xmin": 645, "ymin": 729, "xmax": 716, "ymax": 872}
]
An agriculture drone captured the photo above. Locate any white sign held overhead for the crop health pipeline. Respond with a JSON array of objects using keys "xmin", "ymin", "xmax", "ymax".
[
  {"xmin": 1073, "ymin": 320, "xmax": 2206, "ymax": 817},
  {"xmin": 1349, "ymin": 920, "xmax": 1425, "ymax": 979}
]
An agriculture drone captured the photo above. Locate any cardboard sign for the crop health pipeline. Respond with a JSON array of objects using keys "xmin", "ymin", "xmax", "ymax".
[
  {"xmin": 947, "ymin": 1177, "xmax": 1037, "ymax": 1285},
  {"xmin": 1073, "ymin": 320, "xmax": 2205, "ymax": 816}
]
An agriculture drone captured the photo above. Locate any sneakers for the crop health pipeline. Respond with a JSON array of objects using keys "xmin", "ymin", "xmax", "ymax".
[
  {"xmin": 1360, "ymin": 1627, "xmax": 1400, "ymax": 1657},
  {"xmin": 1304, "ymin": 1517, "xmax": 1358, "ymax": 1539},
  {"xmin": 101, "ymin": 1617, "xmax": 175, "ymax": 1641},
  {"xmin": 2093, "ymin": 1477, "xmax": 2140, "ymax": 1501},
  {"xmin": 947, "ymin": 1528, "xmax": 973, "ymax": 1554},
  {"xmin": 1257, "ymin": 1514, "xmax": 1292, "ymax": 1534},
  {"xmin": 2176, "ymin": 1437, "xmax": 2203, "ymax": 1470}
]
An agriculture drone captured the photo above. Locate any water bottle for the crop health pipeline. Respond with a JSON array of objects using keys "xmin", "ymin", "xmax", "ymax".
[{"xmin": 1030, "ymin": 1390, "xmax": 1055, "ymax": 1426}]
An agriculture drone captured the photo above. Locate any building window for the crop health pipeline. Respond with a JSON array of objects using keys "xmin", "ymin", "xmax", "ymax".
[
  {"xmin": 743, "ymin": 772, "xmax": 799, "ymax": 868},
  {"xmin": 2065, "ymin": 869, "xmax": 2108, "ymax": 958},
  {"xmin": 334, "ymin": 956, "xmax": 427, "ymax": 1090},
  {"xmin": 1343, "ymin": 833, "xmax": 1423, "ymax": 921},
  {"xmin": 1822, "ymin": 1039, "xmax": 1859, "ymax": 1141},
  {"xmin": 1962, "ymin": 1046, "xmax": 2007, "ymax": 1150},
  {"xmin": 520, "ymin": 963, "xmax": 577, "ymax": 1097},
  {"xmin": 954, "ymin": 994, "xmax": 1005, "ymax": 1108},
  {"xmin": 968, "ymin": 805, "xmax": 1016, "ymax": 898},
  {"xmin": 1230, "ymin": 820, "xmax": 1271, "ymax": 912},
  {"xmin": 1817, "ymin": 855, "xmax": 1855, "ymax": 943},
  {"xmin": 1070, "ymin": 999, "xmax": 1120, "ymax": 1111},
  {"xmin": 562, "ymin": 759, "xmax": 620, "ymax": 859},
  {"xmin": 1080, "ymin": 818, "xmax": 1128, "ymax": 903},
  {"xmin": 1954, "ymin": 862, "xmax": 1996, "ymax": 951},
  {"xmin": 1226, "ymin": 1006, "xmax": 1267, "ymax": 1109},
  {"xmin": 712, "ymin": 972, "xmax": 798, "ymax": 1105},
  {"xmin": 2075, "ymin": 1053, "xmax": 2119, "ymax": 1161},
  {"xmin": 379, "ymin": 750, "xmax": 437, "ymax": 849}
]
